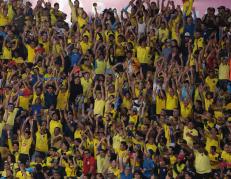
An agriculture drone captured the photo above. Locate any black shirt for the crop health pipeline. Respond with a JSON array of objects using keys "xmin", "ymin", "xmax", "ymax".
[{"xmin": 69, "ymin": 81, "xmax": 83, "ymax": 104}]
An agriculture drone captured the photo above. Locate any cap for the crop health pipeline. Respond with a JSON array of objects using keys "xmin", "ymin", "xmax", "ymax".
[{"xmin": 185, "ymin": 32, "xmax": 190, "ymax": 37}]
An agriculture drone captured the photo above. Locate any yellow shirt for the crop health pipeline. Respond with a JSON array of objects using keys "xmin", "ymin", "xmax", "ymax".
[
  {"xmin": 189, "ymin": 55, "xmax": 195, "ymax": 67},
  {"xmin": 50, "ymin": 9, "xmax": 63, "ymax": 26},
  {"xmin": 86, "ymin": 138, "xmax": 94, "ymax": 152},
  {"xmin": 205, "ymin": 77, "xmax": 218, "ymax": 92},
  {"xmin": 52, "ymin": 44, "xmax": 62, "ymax": 55},
  {"xmin": 81, "ymin": 77, "xmax": 93, "ymax": 95},
  {"xmin": 49, "ymin": 120, "xmax": 63, "ymax": 137},
  {"xmin": 96, "ymin": 155, "xmax": 108, "ymax": 173},
  {"xmin": 93, "ymin": 138, "xmax": 100, "ymax": 156},
  {"xmin": 205, "ymin": 136, "xmax": 219, "ymax": 153},
  {"xmin": 146, "ymin": 143, "xmax": 157, "ymax": 153},
  {"xmin": 129, "ymin": 115, "xmax": 138, "ymax": 125},
  {"xmin": 26, "ymin": 45, "xmax": 36, "ymax": 63},
  {"xmin": 80, "ymin": 41, "xmax": 92, "ymax": 55},
  {"xmin": 132, "ymin": 137, "xmax": 145, "ymax": 149},
  {"xmin": 65, "ymin": 165, "xmax": 77, "ymax": 177},
  {"xmin": 16, "ymin": 171, "xmax": 31, "ymax": 179},
  {"xmin": 19, "ymin": 96, "xmax": 30, "ymax": 110},
  {"xmin": 115, "ymin": 42, "xmax": 126, "ymax": 57},
  {"xmin": 6, "ymin": 108, "xmax": 19, "ymax": 126},
  {"xmin": 108, "ymin": 166, "xmax": 120, "ymax": 177},
  {"xmin": 219, "ymin": 63, "xmax": 230, "ymax": 80},
  {"xmin": 7, "ymin": 4, "xmax": 15, "ymax": 22},
  {"xmin": 136, "ymin": 46, "xmax": 150, "ymax": 64},
  {"xmin": 118, "ymin": 149, "xmax": 129, "ymax": 163},
  {"xmin": 56, "ymin": 91, "xmax": 69, "ymax": 110},
  {"xmin": 13, "ymin": 57, "xmax": 24, "ymax": 64},
  {"xmin": 170, "ymin": 16, "xmax": 180, "ymax": 43},
  {"xmin": 183, "ymin": 126, "xmax": 198, "ymax": 148},
  {"xmin": 156, "ymin": 96, "xmax": 166, "ymax": 115},
  {"xmin": 209, "ymin": 152, "xmax": 220, "ymax": 170},
  {"xmin": 180, "ymin": 102, "xmax": 193, "ymax": 118},
  {"xmin": 113, "ymin": 134, "xmax": 123, "ymax": 154},
  {"xmin": 19, "ymin": 135, "xmax": 32, "ymax": 155},
  {"xmin": 204, "ymin": 97, "xmax": 213, "ymax": 111},
  {"xmin": 158, "ymin": 28, "xmax": 169, "ymax": 43},
  {"xmin": 170, "ymin": 155, "xmax": 177, "ymax": 165},
  {"xmin": 0, "ymin": 12, "xmax": 10, "ymax": 26},
  {"xmin": 32, "ymin": 93, "xmax": 45, "ymax": 105},
  {"xmin": 35, "ymin": 131, "xmax": 49, "ymax": 153},
  {"xmin": 95, "ymin": 60, "xmax": 106, "ymax": 75},
  {"xmin": 193, "ymin": 37, "xmax": 204, "ymax": 52},
  {"xmin": 173, "ymin": 163, "xmax": 185, "ymax": 178},
  {"xmin": 77, "ymin": 16, "xmax": 87, "ymax": 28},
  {"xmin": 164, "ymin": 124, "xmax": 171, "ymax": 145},
  {"xmin": 94, "ymin": 99, "xmax": 105, "ymax": 116},
  {"xmin": 166, "ymin": 93, "xmax": 178, "ymax": 110},
  {"xmin": 194, "ymin": 150, "xmax": 211, "ymax": 174},
  {"xmin": 74, "ymin": 129, "xmax": 83, "ymax": 139},
  {"xmin": 221, "ymin": 151, "xmax": 231, "ymax": 163},
  {"xmin": 2, "ymin": 46, "xmax": 12, "ymax": 60},
  {"xmin": 121, "ymin": 97, "xmax": 132, "ymax": 110}
]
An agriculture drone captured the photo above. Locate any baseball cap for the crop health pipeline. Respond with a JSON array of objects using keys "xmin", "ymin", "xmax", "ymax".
[{"xmin": 185, "ymin": 32, "xmax": 190, "ymax": 37}]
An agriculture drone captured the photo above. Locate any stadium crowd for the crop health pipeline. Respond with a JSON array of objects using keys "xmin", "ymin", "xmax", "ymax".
[{"xmin": 0, "ymin": 0, "xmax": 230, "ymax": 178}]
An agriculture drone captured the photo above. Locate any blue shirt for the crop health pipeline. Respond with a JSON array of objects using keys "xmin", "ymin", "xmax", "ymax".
[
  {"xmin": 69, "ymin": 52, "xmax": 81, "ymax": 67},
  {"xmin": 0, "ymin": 31, "xmax": 6, "ymax": 38},
  {"xmin": 184, "ymin": 23, "xmax": 195, "ymax": 37},
  {"xmin": 31, "ymin": 104, "xmax": 43, "ymax": 115},
  {"xmin": 143, "ymin": 158, "xmax": 155, "ymax": 178},
  {"xmin": 31, "ymin": 74, "xmax": 43, "ymax": 86},
  {"xmin": 120, "ymin": 172, "xmax": 133, "ymax": 179}
]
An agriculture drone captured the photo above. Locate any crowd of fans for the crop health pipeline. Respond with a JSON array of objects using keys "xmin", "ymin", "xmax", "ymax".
[{"xmin": 0, "ymin": 0, "xmax": 230, "ymax": 178}]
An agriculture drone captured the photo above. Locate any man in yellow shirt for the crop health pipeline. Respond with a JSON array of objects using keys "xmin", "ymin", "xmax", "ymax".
[
  {"xmin": 68, "ymin": 0, "xmax": 80, "ymax": 23},
  {"xmin": 180, "ymin": 99, "xmax": 193, "ymax": 119},
  {"xmin": 93, "ymin": 81, "xmax": 105, "ymax": 116},
  {"xmin": 193, "ymin": 31, "xmax": 204, "ymax": 53},
  {"xmin": 136, "ymin": 38, "xmax": 151, "ymax": 77},
  {"xmin": 205, "ymin": 71, "xmax": 218, "ymax": 92},
  {"xmin": 194, "ymin": 144, "xmax": 212, "ymax": 178},
  {"xmin": 3, "ymin": 103, "xmax": 19, "ymax": 128},
  {"xmin": 183, "ymin": 121, "xmax": 198, "ymax": 148},
  {"xmin": 25, "ymin": 41, "xmax": 36, "ymax": 63}
]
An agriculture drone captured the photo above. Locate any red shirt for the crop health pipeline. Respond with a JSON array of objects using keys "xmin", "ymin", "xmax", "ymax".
[{"xmin": 83, "ymin": 154, "xmax": 96, "ymax": 176}]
